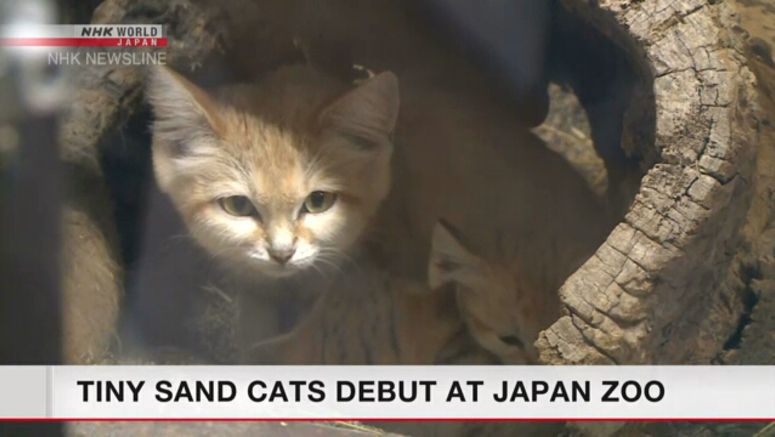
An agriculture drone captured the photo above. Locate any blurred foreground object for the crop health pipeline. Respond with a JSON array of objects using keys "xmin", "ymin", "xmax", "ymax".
[{"xmin": 0, "ymin": 0, "xmax": 63, "ymax": 365}]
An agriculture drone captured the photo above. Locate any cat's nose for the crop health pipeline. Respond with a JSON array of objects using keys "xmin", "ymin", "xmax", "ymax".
[{"xmin": 268, "ymin": 247, "xmax": 295, "ymax": 265}]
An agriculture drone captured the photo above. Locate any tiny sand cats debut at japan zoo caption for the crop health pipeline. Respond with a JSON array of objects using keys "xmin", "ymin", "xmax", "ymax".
[{"xmin": 76, "ymin": 379, "xmax": 666, "ymax": 404}]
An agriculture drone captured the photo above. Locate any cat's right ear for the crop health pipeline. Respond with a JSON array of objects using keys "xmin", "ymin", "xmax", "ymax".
[
  {"xmin": 318, "ymin": 71, "xmax": 399, "ymax": 146},
  {"xmin": 146, "ymin": 66, "xmax": 224, "ymax": 150},
  {"xmin": 428, "ymin": 220, "xmax": 486, "ymax": 292}
]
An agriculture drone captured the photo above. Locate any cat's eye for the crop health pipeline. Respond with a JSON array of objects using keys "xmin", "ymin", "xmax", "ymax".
[
  {"xmin": 302, "ymin": 191, "xmax": 337, "ymax": 214},
  {"xmin": 219, "ymin": 196, "xmax": 258, "ymax": 217}
]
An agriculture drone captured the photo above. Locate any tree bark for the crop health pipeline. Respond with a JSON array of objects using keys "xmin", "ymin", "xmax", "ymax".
[{"xmin": 536, "ymin": 0, "xmax": 773, "ymax": 365}]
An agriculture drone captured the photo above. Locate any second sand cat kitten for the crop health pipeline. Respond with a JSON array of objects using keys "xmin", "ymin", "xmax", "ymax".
[
  {"xmin": 147, "ymin": 65, "xmax": 399, "ymax": 278},
  {"xmin": 428, "ymin": 221, "xmax": 561, "ymax": 364}
]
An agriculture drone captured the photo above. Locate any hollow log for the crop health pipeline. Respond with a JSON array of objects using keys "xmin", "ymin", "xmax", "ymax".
[
  {"xmin": 66, "ymin": 0, "xmax": 775, "ymax": 365},
  {"xmin": 536, "ymin": 0, "xmax": 773, "ymax": 365}
]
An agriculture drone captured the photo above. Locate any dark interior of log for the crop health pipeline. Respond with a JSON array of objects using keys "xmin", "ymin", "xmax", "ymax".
[{"xmin": 548, "ymin": 3, "xmax": 654, "ymax": 212}]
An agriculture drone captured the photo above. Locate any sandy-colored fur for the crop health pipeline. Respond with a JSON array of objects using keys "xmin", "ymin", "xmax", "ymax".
[
  {"xmin": 377, "ymin": 80, "xmax": 609, "ymax": 276},
  {"xmin": 146, "ymin": 65, "xmax": 607, "ymax": 365},
  {"xmin": 243, "ymin": 0, "xmax": 610, "ymax": 274},
  {"xmin": 428, "ymin": 221, "xmax": 560, "ymax": 364},
  {"xmin": 245, "ymin": 259, "xmax": 495, "ymax": 365},
  {"xmin": 249, "ymin": 217, "xmax": 569, "ymax": 367},
  {"xmin": 144, "ymin": 65, "xmax": 607, "ymax": 364},
  {"xmin": 146, "ymin": 65, "xmax": 398, "ymax": 278},
  {"xmin": 249, "ymin": 0, "xmax": 609, "ymax": 324},
  {"xmin": 140, "ymin": 65, "xmax": 399, "ymax": 358},
  {"xmin": 369, "ymin": 86, "xmax": 609, "ymax": 362}
]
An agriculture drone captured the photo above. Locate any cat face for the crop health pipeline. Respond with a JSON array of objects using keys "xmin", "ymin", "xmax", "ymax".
[
  {"xmin": 147, "ymin": 66, "xmax": 399, "ymax": 277},
  {"xmin": 428, "ymin": 221, "xmax": 541, "ymax": 363}
]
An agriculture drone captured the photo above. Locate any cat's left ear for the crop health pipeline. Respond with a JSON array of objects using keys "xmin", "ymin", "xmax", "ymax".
[
  {"xmin": 428, "ymin": 220, "xmax": 487, "ymax": 292},
  {"xmin": 318, "ymin": 71, "xmax": 399, "ymax": 145}
]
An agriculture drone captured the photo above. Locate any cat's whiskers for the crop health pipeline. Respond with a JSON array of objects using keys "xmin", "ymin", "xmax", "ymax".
[
  {"xmin": 312, "ymin": 255, "xmax": 344, "ymax": 276},
  {"xmin": 317, "ymin": 247, "xmax": 356, "ymax": 269}
]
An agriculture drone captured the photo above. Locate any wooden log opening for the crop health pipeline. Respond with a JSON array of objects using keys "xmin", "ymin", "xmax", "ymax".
[{"xmin": 537, "ymin": 0, "xmax": 764, "ymax": 364}]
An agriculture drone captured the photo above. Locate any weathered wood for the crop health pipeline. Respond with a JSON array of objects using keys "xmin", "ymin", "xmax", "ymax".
[{"xmin": 536, "ymin": 0, "xmax": 767, "ymax": 364}]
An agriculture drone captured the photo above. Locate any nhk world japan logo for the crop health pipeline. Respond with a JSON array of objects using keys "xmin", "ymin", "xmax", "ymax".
[
  {"xmin": 0, "ymin": 24, "xmax": 167, "ymax": 47},
  {"xmin": 0, "ymin": 25, "xmax": 168, "ymax": 65}
]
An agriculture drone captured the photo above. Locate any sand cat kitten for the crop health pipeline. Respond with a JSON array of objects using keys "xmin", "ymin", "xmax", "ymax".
[
  {"xmin": 134, "ymin": 65, "xmax": 398, "ymax": 360},
  {"xmin": 428, "ymin": 221, "xmax": 561, "ymax": 364},
  {"xmin": 146, "ymin": 65, "xmax": 398, "ymax": 278}
]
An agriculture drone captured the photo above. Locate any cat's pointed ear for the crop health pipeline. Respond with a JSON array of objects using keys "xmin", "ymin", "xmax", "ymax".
[
  {"xmin": 146, "ymin": 66, "xmax": 225, "ymax": 144},
  {"xmin": 428, "ymin": 220, "xmax": 486, "ymax": 291},
  {"xmin": 147, "ymin": 66, "xmax": 225, "ymax": 191},
  {"xmin": 318, "ymin": 71, "xmax": 399, "ymax": 145}
]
